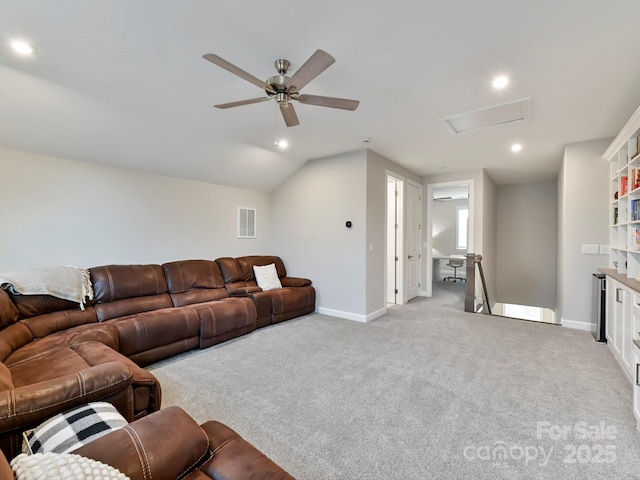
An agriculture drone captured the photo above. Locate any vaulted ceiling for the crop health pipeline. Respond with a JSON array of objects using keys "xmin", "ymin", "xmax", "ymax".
[{"xmin": 2, "ymin": 1, "xmax": 640, "ymax": 191}]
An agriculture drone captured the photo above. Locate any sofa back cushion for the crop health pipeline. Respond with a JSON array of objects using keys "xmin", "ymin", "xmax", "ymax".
[
  {"xmin": 0, "ymin": 289, "xmax": 19, "ymax": 329},
  {"xmin": 90, "ymin": 265, "xmax": 172, "ymax": 321},
  {"xmin": 20, "ymin": 308, "xmax": 99, "ymax": 339},
  {"xmin": 9, "ymin": 293, "xmax": 79, "ymax": 319},
  {"xmin": 162, "ymin": 260, "xmax": 228, "ymax": 307},
  {"xmin": 217, "ymin": 256, "xmax": 287, "ymax": 283}
]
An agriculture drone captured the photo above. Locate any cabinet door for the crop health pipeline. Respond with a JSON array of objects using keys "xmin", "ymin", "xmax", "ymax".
[
  {"xmin": 634, "ymin": 347, "xmax": 640, "ymax": 431},
  {"xmin": 606, "ymin": 278, "xmax": 618, "ymax": 351},
  {"xmin": 609, "ymin": 279, "xmax": 624, "ymax": 358},
  {"xmin": 623, "ymin": 287, "xmax": 633, "ymax": 373}
]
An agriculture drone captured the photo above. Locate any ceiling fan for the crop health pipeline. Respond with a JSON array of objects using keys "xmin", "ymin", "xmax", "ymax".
[{"xmin": 202, "ymin": 49, "xmax": 359, "ymax": 127}]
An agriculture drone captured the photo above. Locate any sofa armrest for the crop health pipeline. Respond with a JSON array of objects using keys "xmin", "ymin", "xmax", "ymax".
[
  {"xmin": 280, "ymin": 277, "xmax": 312, "ymax": 288},
  {"xmin": 0, "ymin": 362, "xmax": 133, "ymax": 433},
  {"xmin": 199, "ymin": 420, "xmax": 295, "ymax": 480},
  {"xmin": 73, "ymin": 406, "xmax": 210, "ymax": 480}
]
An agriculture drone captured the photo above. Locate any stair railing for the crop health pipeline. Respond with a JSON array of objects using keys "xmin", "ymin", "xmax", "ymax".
[{"xmin": 464, "ymin": 253, "xmax": 492, "ymax": 314}]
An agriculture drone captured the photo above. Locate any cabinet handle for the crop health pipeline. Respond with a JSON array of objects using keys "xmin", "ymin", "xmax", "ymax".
[
  {"xmin": 637, "ymin": 364, "xmax": 640, "ymax": 386},
  {"xmin": 616, "ymin": 288, "xmax": 623, "ymax": 303}
]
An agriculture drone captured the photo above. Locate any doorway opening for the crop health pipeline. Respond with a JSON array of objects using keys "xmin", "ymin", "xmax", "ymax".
[{"xmin": 425, "ymin": 180, "xmax": 474, "ymax": 300}]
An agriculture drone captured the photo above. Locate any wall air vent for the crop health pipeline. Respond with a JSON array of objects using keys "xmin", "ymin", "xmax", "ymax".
[
  {"xmin": 237, "ymin": 207, "xmax": 256, "ymax": 238},
  {"xmin": 440, "ymin": 97, "xmax": 532, "ymax": 136}
]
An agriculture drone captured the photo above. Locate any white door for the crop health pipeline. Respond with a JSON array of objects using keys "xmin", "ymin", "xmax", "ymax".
[
  {"xmin": 406, "ymin": 180, "xmax": 422, "ymax": 300},
  {"xmin": 386, "ymin": 178, "xmax": 398, "ymax": 304}
]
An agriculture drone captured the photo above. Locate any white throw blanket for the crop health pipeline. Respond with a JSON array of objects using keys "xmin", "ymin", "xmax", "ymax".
[{"xmin": 0, "ymin": 266, "xmax": 94, "ymax": 310}]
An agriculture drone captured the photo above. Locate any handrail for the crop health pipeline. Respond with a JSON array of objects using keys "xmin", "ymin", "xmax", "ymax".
[{"xmin": 464, "ymin": 253, "xmax": 492, "ymax": 314}]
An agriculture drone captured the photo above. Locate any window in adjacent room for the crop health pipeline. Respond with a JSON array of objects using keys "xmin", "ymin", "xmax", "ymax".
[{"xmin": 456, "ymin": 205, "xmax": 468, "ymax": 250}]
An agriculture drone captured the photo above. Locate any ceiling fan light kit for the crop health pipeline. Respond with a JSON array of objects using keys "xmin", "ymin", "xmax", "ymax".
[{"xmin": 203, "ymin": 49, "xmax": 359, "ymax": 127}]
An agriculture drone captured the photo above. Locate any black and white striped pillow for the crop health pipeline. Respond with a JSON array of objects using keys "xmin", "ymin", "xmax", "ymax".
[{"xmin": 24, "ymin": 402, "xmax": 127, "ymax": 454}]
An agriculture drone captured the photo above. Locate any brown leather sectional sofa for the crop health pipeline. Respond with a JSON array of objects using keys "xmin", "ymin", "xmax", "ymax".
[{"xmin": 0, "ymin": 255, "xmax": 315, "ymax": 460}]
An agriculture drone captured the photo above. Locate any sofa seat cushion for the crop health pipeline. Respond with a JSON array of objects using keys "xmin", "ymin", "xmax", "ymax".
[
  {"xmin": 9, "ymin": 342, "xmax": 128, "ymax": 388},
  {"xmin": 107, "ymin": 307, "xmax": 200, "ymax": 359},
  {"xmin": 269, "ymin": 286, "xmax": 316, "ymax": 324},
  {"xmin": 4, "ymin": 323, "xmax": 119, "ymax": 368},
  {"xmin": 8, "ymin": 341, "xmax": 160, "ymax": 418},
  {"xmin": 188, "ymin": 298, "xmax": 256, "ymax": 349}
]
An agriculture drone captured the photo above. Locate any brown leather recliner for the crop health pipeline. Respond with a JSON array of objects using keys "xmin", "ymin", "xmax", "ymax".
[
  {"xmin": 0, "ymin": 406, "xmax": 295, "ymax": 480},
  {"xmin": 216, "ymin": 256, "xmax": 315, "ymax": 327}
]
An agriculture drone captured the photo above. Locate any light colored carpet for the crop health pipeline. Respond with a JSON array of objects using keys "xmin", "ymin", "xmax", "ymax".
[{"xmin": 149, "ymin": 297, "xmax": 640, "ymax": 479}]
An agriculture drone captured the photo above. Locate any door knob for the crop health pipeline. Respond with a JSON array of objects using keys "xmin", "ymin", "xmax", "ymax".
[{"xmin": 408, "ymin": 255, "xmax": 413, "ymax": 259}]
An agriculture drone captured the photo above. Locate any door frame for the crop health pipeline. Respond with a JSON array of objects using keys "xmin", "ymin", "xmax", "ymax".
[
  {"xmin": 425, "ymin": 179, "xmax": 474, "ymax": 297},
  {"xmin": 385, "ymin": 171, "xmax": 405, "ymax": 305}
]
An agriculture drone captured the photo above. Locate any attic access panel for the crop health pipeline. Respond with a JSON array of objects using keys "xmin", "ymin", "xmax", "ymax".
[{"xmin": 440, "ymin": 98, "xmax": 532, "ymax": 135}]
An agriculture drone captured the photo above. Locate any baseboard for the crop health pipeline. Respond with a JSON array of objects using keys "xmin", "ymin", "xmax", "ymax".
[
  {"xmin": 561, "ymin": 318, "xmax": 596, "ymax": 332},
  {"xmin": 316, "ymin": 306, "xmax": 387, "ymax": 323}
]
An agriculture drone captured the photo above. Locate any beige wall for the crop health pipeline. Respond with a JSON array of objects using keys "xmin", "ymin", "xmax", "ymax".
[
  {"xmin": 481, "ymin": 170, "xmax": 497, "ymax": 308},
  {"xmin": 0, "ymin": 147, "xmax": 271, "ymax": 269},
  {"xmin": 557, "ymin": 138, "xmax": 611, "ymax": 328},
  {"xmin": 496, "ymin": 180, "xmax": 557, "ymax": 309},
  {"xmin": 270, "ymin": 149, "xmax": 368, "ymax": 318},
  {"xmin": 365, "ymin": 150, "xmax": 422, "ymax": 314}
]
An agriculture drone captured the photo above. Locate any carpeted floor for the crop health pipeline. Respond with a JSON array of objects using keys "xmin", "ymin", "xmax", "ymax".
[{"xmin": 149, "ymin": 295, "xmax": 640, "ymax": 479}]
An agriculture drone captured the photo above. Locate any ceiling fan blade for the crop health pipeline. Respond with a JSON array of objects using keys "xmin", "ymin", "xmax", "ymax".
[
  {"xmin": 203, "ymin": 53, "xmax": 274, "ymax": 93},
  {"xmin": 280, "ymin": 103, "xmax": 300, "ymax": 127},
  {"xmin": 214, "ymin": 97, "xmax": 271, "ymax": 109},
  {"xmin": 296, "ymin": 94, "xmax": 360, "ymax": 111},
  {"xmin": 285, "ymin": 49, "xmax": 335, "ymax": 92}
]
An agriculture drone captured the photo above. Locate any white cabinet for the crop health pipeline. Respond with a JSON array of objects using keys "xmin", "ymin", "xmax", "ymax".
[{"xmin": 606, "ymin": 274, "xmax": 640, "ymax": 431}]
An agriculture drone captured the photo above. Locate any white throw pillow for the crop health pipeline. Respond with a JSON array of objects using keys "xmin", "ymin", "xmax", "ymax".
[
  {"xmin": 11, "ymin": 452, "xmax": 130, "ymax": 480},
  {"xmin": 253, "ymin": 264, "xmax": 282, "ymax": 291}
]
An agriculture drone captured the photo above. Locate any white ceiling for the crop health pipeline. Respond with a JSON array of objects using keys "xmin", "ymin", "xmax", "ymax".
[{"xmin": 2, "ymin": 1, "xmax": 640, "ymax": 192}]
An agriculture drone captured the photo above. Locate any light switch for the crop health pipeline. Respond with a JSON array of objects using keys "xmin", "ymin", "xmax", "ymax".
[{"xmin": 582, "ymin": 244, "xmax": 599, "ymax": 254}]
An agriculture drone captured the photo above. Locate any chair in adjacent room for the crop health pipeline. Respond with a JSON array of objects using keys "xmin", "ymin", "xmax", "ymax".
[{"xmin": 444, "ymin": 256, "xmax": 465, "ymax": 282}]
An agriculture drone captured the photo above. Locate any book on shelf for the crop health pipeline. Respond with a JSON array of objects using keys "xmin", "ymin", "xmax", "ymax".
[
  {"xmin": 635, "ymin": 228, "xmax": 640, "ymax": 250},
  {"xmin": 632, "ymin": 168, "xmax": 640, "ymax": 190},
  {"xmin": 614, "ymin": 206, "xmax": 619, "ymax": 225},
  {"xmin": 621, "ymin": 175, "xmax": 629, "ymax": 196}
]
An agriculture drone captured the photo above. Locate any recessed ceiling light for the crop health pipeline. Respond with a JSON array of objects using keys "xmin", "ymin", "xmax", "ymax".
[
  {"xmin": 275, "ymin": 139, "xmax": 288, "ymax": 149},
  {"xmin": 511, "ymin": 143, "xmax": 522, "ymax": 152},
  {"xmin": 492, "ymin": 75, "xmax": 509, "ymax": 90},
  {"xmin": 10, "ymin": 40, "xmax": 36, "ymax": 56}
]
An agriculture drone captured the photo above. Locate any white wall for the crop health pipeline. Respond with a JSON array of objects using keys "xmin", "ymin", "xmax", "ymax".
[
  {"xmin": 557, "ymin": 138, "xmax": 611, "ymax": 329},
  {"xmin": 432, "ymin": 199, "xmax": 468, "ymax": 257},
  {"xmin": 496, "ymin": 180, "xmax": 557, "ymax": 309},
  {"xmin": 0, "ymin": 147, "xmax": 271, "ymax": 269},
  {"xmin": 270, "ymin": 150, "xmax": 368, "ymax": 318}
]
